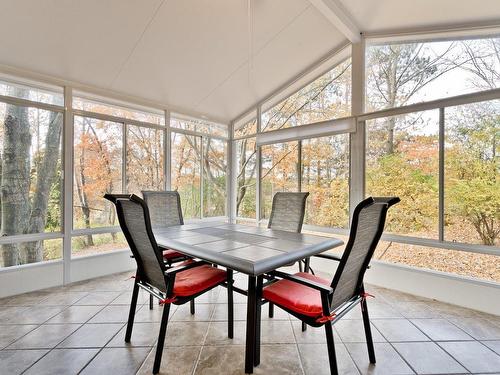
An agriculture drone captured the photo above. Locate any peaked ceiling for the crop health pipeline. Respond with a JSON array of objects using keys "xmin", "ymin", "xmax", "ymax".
[{"xmin": 0, "ymin": 0, "xmax": 498, "ymax": 123}]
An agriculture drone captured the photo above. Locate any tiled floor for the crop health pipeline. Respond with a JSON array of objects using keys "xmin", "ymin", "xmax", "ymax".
[{"xmin": 1, "ymin": 271, "xmax": 500, "ymax": 375}]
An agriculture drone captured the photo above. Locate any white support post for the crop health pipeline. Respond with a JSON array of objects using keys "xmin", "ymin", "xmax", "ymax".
[
  {"xmin": 349, "ymin": 40, "xmax": 365, "ymax": 223},
  {"xmin": 165, "ymin": 110, "xmax": 171, "ymax": 190},
  {"xmin": 256, "ymin": 106, "xmax": 262, "ymax": 225},
  {"xmin": 228, "ymin": 122, "xmax": 236, "ymax": 223},
  {"xmin": 62, "ymin": 86, "xmax": 73, "ymax": 284}
]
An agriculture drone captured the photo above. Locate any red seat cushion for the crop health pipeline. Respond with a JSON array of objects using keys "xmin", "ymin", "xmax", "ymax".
[
  {"xmin": 263, "ymin": 272, "xmax": 331, "ymax": 318},
  {"xmin": 173, "ymin": 265, "xmax": 227, "ymax": 297},
  {"xmin": 163, "ymin": 249, "xmax": 185, "ymax": 260}
]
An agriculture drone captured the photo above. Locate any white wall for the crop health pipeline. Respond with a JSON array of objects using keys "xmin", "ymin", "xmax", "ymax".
[
  {"xmin": 0, "ymin": 250, "xmax": 135, "ymax": 299},
  {"xmin": 311, "ymin": 257, "xmax": 500, "ymax": 316}
]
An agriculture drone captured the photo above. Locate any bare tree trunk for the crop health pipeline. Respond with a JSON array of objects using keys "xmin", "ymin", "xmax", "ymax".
[
  {"xmin": 22, "ymin": 112, "xmax": 63, "ymax": 263},
  {"xmin": 1, "ymin": 88, "xmax": 31, "ymax": 266}
]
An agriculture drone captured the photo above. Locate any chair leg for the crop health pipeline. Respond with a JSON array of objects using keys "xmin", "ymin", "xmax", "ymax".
[
  {"xmin": 324, "ymin": 322, "xmax": 339, "ymax": 375},
  {"xmin": 190, "ymin": 299, "xmax": 195, "ymax": 315},
  {"xmin": 149, "ymin": 294, "xmax": 154, "ymax": 310},
  {"xmin": 125, "ymin": 281, "xmax": 139, "ymax": 342},
  {"xmin": 302, "ymin": 321, "xmax": 307, "ymax": 332},
  {"xmin": 268, "ymin": 302, "xmax": 274, "ymax": 318},
  {"xmin": 152, "ymin": 303, "xmax": 172, "ymax": 374},
  {"xmin": 227, "ymin": 270, "xmax": 234, "ymax": 339},
  {"xmin": 361, "ymin": 298, "xmax": 376, "ymax": 364}
]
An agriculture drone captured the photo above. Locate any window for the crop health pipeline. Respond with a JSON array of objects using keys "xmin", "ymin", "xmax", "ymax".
[
  {"xmin": 0, "ymin": 101, "xmax": 63, "ymax": 268},
  {"xmin": 73, "ymin": 95, "xmax": 164, "ymax": 125},
  {"xmin": 203, "ymin": 138, "xmax": 227, "ymax": 217},
  {"xmin": 72, "ymin": 233, "xmax": 127, "ymax": 257},
  {"xmin": 444, "ymin": 100, "xmax": 499, "ymax": 247},
  {"xmin": 234, "ymin": 114, "xmax": 257, "ymax": 138},
  {"xmin": 261, "ymin": 141, "xmax": 299, "ymax": 219},
  {"xmin": 73, "ymin": 116, "xmax": 123, "ymax": 229},
  {"xmin": 374, "ymin": 241, "xmax": 500, "ymax": 283},
  {"xmin": 236, "ymin": 138, "xmax": 257, "ymax": 219},
  {"xmin": 262, "ymin": 59, "xmax": 351, "ymax": 132},
  {"xmin": 366, "ymin": 36, "xmax": 500, "ymax": 112},
  {"xmin": 126, "ymin": 125, "xmax": 164, "ymax": 195},
  {"xmin": 0, "ymin": 239, "xmax": 62, "ymax": 268},
  {"xmin": 302, "ymin": 135, "xmax": 350, "ymax": 228},
  {"xmin": 171, "ymin": 114, "xmax": 228, "ymax": 138},
  {"xmin": 366, "ymin": 110, "xmax": 440, "ymax": 238},
  {"xmin": 0, "ymin": 78, "xmax": 64, "ymax": 106},
  {"xmin": 171, "ymin": 132, "xmax": 201, "ymax": 219}
]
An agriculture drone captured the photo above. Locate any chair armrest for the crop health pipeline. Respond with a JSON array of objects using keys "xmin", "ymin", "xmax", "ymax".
[
  {"xmin": 269, "ymin": 270, "xmax": 333, "ymax": 294},
  {"xmin": 165, "ymin": 260, "xmax": 208, "ymax": 275},
  {"xmin": 313, "ymin": 253, "xmax": 342, "ymax": 262}
]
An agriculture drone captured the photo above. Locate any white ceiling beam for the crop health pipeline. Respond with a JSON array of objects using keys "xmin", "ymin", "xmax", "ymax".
[{"xmin": 308, "ymin": 0, "xmax": 361, "ymax": 43}]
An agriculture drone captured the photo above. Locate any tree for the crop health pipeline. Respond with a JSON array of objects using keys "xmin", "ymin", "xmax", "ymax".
[
  {"xmin": 366, "ymin": 43, "xmax": 459, "ymax": 153},
  {"xmin": 0, "ymin": 87, "xmax": 62, "ymax": 266}
]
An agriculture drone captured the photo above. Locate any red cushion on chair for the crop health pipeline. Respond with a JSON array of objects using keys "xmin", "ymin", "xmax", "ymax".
[
  {"xmin": 163, "ymin": 249, "xmax": 185, "ymax": 260},
  {"xmin": 173, "ymin": 265, "xmax": 227, "ymax": 297},
  {"xmin": 263, "ymin": 272, "xmax": 331, "ymax": 318}
]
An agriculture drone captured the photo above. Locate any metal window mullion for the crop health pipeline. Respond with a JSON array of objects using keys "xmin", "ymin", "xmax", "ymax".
[
  {"xmin": 200, "ymin": 136, "xmax": 204, "ymax": 219},
  {"xmin": 256, "ymin": 105, "xmax": 262, "ymax": 224},
  {"xmin": 122, "ymin": 123, "xmax": 127, "ymax": 193},
  {"xmin": 164, "ymin": 110, "xmax": 171, "ymax": 190},
  {"xmin": 62, "ymin": 86, "xmax": 73, "ymax": 284},
  {"xmin": 439, "ymin": 107, "xmax": 445, "ymax": 241},
  {"xmin": 0, "ymin": 94, "xmax": 64, "ymax": 113},
  {"xmin": 229, "ymin": 126, "xmax": 237, "ymax": 223},
  {"xmin": 297, "ymin": 140, "xmax": 302, "ymax": 192}
]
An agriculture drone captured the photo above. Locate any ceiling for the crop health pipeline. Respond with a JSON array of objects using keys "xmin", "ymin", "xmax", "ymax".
[{"xmin": 0, "ymin": 0, "xmax": 498, "ymax": 123}]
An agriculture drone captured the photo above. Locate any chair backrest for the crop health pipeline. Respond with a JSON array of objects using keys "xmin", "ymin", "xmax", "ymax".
[
  {"xmin": 329, "ymin": 196, "xmax": 400, "ymax": 310},
  {"xmin": 104, "ymin": 194, "xmax": 166, "ymax": 291},
  {"xmin": 142, "ymin": 190, "xmax": 184, "ymax": 227},
  {"xmin": 267, "ymin": 192, "xmax": 309, "ymax": 233}
]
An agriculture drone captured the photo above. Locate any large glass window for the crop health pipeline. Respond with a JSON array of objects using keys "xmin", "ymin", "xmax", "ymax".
[
  {"xmin": 73, "ymin": 95, "xmax": 164, "ymax": 125},
  {"xmin": 366, "ymin": 110, "xmax": 440, "ymax": 238},
  {"xmin": 262, "ymin": 59, "xmax": 351, "ymax": 132},
  {"xmin": 171, "ymin": 132, "xmax": 201, "ymax": 219},
  {"xmin": 366, "ymin": 36, "xmax": 500, "ymax": 112},
  {"xmin": 72, "ymin": 233, "xmax": 127, "ymax": 257},
  {"xmin": 0, "ymin": 100, "xmax": 63, "ymax": 267},
  {"xmin": 302, "ymin": 135, "xmax": 350, "ymax": 228},
  {"xmin": 444, "ymin": 100, "xmax": 499, "ymax": 247},
  {"xmin": 73, "ymin": 116, "xmax": 123, "ymax": 230},
  {"xmin": 126, "ymin": 125, "xmax": 164, "ymax": 195},
  {"xmin": 0, "ymin": 79, "xmax": 64, "ymax": 106},
  {"xmin": 234, "ymin": 115, "xmax": 257, "ymax": 138},
  {"xmin": 236, "ymin": 138, "xmax": 257, "ymax": 219},
  {"xmin": 261, "ymin": 141, "xmax": 299, "ymax": 219},
  {"xmin": 203, "ymin": 138, "xmax": 227, "ymax": 217},
  {"xmin": 171, "ymin": 115, "xmax": 228, "ymax": 138}
]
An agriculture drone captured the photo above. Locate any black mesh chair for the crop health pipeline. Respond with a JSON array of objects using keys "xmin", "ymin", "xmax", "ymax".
[
  {"xmin": 267, "ymin": 192, "xmax": 309, "ymax": 320},
  {"xmin": 105, "ymin": 194, "xmax": 234, "ymax": 374},
  {"xmin": 141, "ymin": 191, "xmax": 194, "ymax": 311},
  {"xmin": 267, "ymin": 192, "xmax": 309, "ymax": 233},
  {"xmin": 258, "ymin": 197, "xmax": 399, "ymax": 375},
  {"xmin": 142, "ymin": 190, "xmax": 188, "ymax": 265}
]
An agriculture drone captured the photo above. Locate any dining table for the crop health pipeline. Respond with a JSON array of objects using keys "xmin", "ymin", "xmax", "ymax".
[{"xmin": 153, "ymin": 221, "xmax": 344, "ymax": 374}]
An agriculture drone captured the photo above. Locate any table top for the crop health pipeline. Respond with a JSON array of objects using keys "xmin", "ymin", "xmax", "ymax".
[{"xmin": 153, "ymin": 221, "xmax": 344, "ymax": 276}]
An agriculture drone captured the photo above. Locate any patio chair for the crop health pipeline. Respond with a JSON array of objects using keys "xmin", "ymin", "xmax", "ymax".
[
  {"xmin": 267, "ymin": 192, "xmax": 309, "ymax": 320},
  {"xmin": 105, "ymin": 194, "xmax": 234, "ymax": 374},
  {"xmin": 258, "ymin": 197, "xmax": 400, "ymax": 375},
  {"xmin": 142, "ymin": 190, "xmax": 188, "ymax": 265}
]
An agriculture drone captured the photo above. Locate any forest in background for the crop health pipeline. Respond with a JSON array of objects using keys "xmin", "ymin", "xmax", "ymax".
[{"xmin": 0, "ymin": 37, "xmax": 498, "ymax": 281}]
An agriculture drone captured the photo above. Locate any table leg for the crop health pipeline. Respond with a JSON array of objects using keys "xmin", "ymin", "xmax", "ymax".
[
  {"xmin": 254, "ymin": 275, "xmax": 263, "ymax": 366},
  {"xmin": 245, "ymin": 276, "xmax": 257, "ymax": 373}
]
